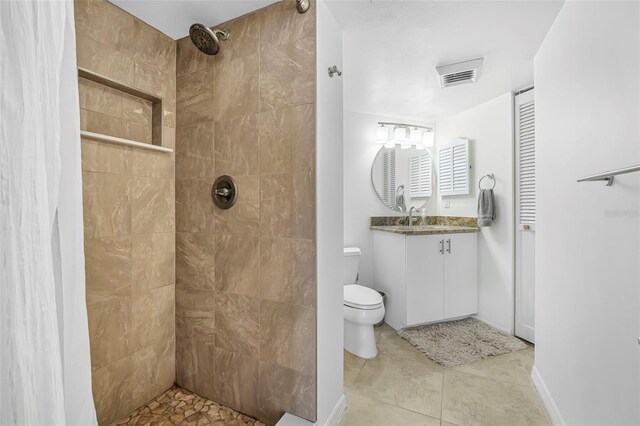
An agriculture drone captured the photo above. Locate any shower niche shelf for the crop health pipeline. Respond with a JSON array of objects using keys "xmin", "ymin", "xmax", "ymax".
[{"xmin": 77, "ymin": 67, "xmax": 173, "ymax": 153}]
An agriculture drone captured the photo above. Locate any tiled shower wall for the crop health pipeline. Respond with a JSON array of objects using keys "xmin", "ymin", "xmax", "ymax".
[
  {"xmin": 174, "ymin": 2, "xmax": 317, "ymax": 424},
  {"xmin": 75, "ymin": 0, "xmax": 176, "ymax": 424}
]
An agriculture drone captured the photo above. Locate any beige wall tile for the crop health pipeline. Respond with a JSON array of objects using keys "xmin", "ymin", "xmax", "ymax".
[
  {"xmin": 81, "ymin": 139, "xmax": 131, "ymax": 175},
  {"xmin": 213, "ymin": 175, "xmax": 259, "ymax": 236},
  {"xmin": 176, "ymin": 232, "xmax": 214, "ymax": 289},
  {"xmin": 214, "ymin": 235, "xmax": 259, "ymax": 296},
  {"xmin": 260, "ymin": 300, "xmax": 315, "ymax": 373},
  {"xmin": 76, "ymin": 36, "xmax": 135, "ymax": 87},
  {"xmin": 131, "ymin": 338, "xmax": 175, "ymax": 409},
  {"xmin": 130, "ymin": 285, "xmax": 174, "ymax": 351},
  {"xmin": 81, "ymin": 108, "xmax": 123, "ymax": 138},
  {"xmin": 214, "ymin": 292, "xmax": 259, "ymax": 358},
  {"xmin": 175, "ymin": 285, "xmax": 215, "ymax": 342},
  {"xmin": 214, "ymin": 114, "xmax": 258, "ymax": 176},
  {"xmin": 78, "ymin": 0, "xmax": 176, "ymax": 419},
  {"xmin": 127, "ymin": 19, "xmax": 176, "ymax": 73},
  {"xmin": 74, "ymin": 0, "xmax": 135, "ymax": 53},
  {"xmin": 260, "ymin": 172, "xmax": 315, "ymax": 239},
  {"xmin": 79, "ymin": 77, "xmax": 122, "ymax": 118},
  {"xmin": 172, "ymin": 1, "xmax": 317, "ymax": 422},
  {"xmin": 121, "ymin": 95, "xmax": 153, "ymax": 144},
  {"xmin": 214, "ymin": 347, "xmax": 259, "ymax": 416},
  {"xmin": 176, "ymin": 153, "xmax": 213, "ymax": 180},
  {"xmin": 132, "ymin": 148, "xmax": 174, "ymax": 179},
  {"xmin": 213, "ymin": 54, "xmax": 259, "ymax": 120},
  {"xmin": 133, "ymin": 61, "xmax": 175, "ymax": 101},
  {"xmin": 175, "ymin": 121, "xmax": 215, "ymax": 158},
  {"xmin": 176, "ymin": 36, "xmax": 213, "ymax": 78},
  {"xmin": 83, "ymin": 171, "xmax": 131, "ymax": 238},
  {"xmin": 176, "ymin": 91, "xmax": 215, "ymax": 128},
  {"xmin": 87, "ymin": 296, "xmax": 132, "ymax": 369},
  {"xmin": 85, "ymin": 236, "xmax": 132, "ymax": 306},
  {"xmin": 176, "ymin": 66, "xmax": 213, "ymax": 104},
  {"xmin": 259, "ymin": 0, "xmax": 315, "ymax": 49},
  {"xmin": 258, "ymin": 360, "xmax": 315, "ymax": 424},
  {"xmin": 175, "ymin": 178, "xmax": 213, "ymax": 233},
  {"xmin": 131, "ymin": 177, "xmax": 175, "ymax": 234},
  {"xmin": 216, "ymin": 14, "xmax": 259, "ymax": 62},
  {"xmin": 91, "ymin": 355, "xmax": 133, "ymax": 425},
  {"xmin": 259, "ymin": 37, "xmax": 316, "ymax": 112},
  {"xmin": 131, "ymin": 232, "xmax": 175, "ymax": 294},
  {"xmin": 176, "ymin": 337, "xmax": 216, "ymax": 401},
  {"xmin": 258, "ymin": 104, "xmax": 314, "ymax": 174}
]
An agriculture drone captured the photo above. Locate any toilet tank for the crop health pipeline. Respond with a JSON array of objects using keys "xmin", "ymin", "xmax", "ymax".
[{"xmin": 343, "ymin": 247, "xmax": 361, "ymax": 285}]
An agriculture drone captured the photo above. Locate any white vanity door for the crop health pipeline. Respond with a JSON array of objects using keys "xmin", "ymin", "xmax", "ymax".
[
  {"xmin": 406, "ymin": 235, "xmax": 445, "ymax": 325},
  {"xmin": 443, "ymin": 233, "xmax": 478, "ymax": 318}
]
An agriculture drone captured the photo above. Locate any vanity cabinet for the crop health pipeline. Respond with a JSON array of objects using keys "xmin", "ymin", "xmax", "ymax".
[{"xmin": 372, "ymin": 231, "xmax": 478, "ymax": 330}]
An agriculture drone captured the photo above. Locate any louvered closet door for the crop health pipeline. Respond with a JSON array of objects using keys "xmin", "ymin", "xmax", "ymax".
[{"xmin": 515, "ymin": 88, "xmax": 536, "ymax": 343}]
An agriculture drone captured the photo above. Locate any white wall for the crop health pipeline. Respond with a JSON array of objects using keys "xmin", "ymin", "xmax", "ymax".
[
  {"xmin": 435, "ymin": 93, "xmax": 515, "ymax": 332},
  {"xmin": 343, "ymin": 111, "xmax": 436, "ymax": 286},
  {"xmin": 534, "ymin": 1, "xmax": 640, "ymax": 424},
  {"xmin": 315, "ymin": 1, "xmax": 345, "ymax": 424}
]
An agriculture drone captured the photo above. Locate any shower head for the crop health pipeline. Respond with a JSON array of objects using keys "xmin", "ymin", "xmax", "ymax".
[{"xmin": 189, "ymin": 23, "xmax": 229, "ymax": 55}]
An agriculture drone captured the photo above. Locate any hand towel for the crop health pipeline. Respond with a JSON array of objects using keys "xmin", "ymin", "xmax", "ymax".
[{"xmin": 477, "ymin": 189, "xmax": 495, "ymax": 227}]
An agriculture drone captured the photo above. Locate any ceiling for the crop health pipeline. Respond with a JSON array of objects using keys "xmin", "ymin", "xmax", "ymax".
[
  {"xmin": 110, "ymin": 0, "xmax": 563, "ymax": 120},
  {"xmin": 109, "ymin": 0, "xmax": 278, "ymax": 39},
  {"xmin": 325, "ymin": 0, "xmax": 564, "ymax": 120}
]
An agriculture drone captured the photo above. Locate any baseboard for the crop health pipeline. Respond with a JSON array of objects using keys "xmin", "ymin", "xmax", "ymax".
[
  {"xmin": 472, "ymin": 315, "xmax": 513, "ymax": 335},
  {"xmin": 323, "ymin": 394, "xmax": 347, "ymax": 426},
  {"xmin": 531, "ymin": 366, "xmax": 566, "ymax": 426}
]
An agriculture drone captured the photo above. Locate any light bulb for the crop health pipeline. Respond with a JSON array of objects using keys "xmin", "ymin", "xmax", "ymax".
[
  {"xmin": 410, "ymin": 128, "xmax": 422, "ymax": 143},
  {"xmin": 394, "ymin": 126, "xmax": 407, "ymax": 142},
  {"xmin": 422, "ymin": 130, "xmax": 435, "ymax": 147},
  {"xmin": 377, "ymin": 125, "xmax": 388, "ymax": 143}
]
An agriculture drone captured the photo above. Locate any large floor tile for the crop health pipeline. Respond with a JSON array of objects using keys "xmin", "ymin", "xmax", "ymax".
[
  {"xmin": 449, "ymin": 351, "xmax": 532, "ymax": 387},
  {"xmin": 340, "ymin": 391, "xmax": 440, "ymax": 426},
  {"xmin": 344, "ymin": 350, "xmax": 366, "ymax": 385},
  {"xmin": 441, "ymin": 369, "xmax": 549, "ymax": 426},
  {"xmin": 351, "ymin": 353, "xmax": 443, "ymax": 419}
]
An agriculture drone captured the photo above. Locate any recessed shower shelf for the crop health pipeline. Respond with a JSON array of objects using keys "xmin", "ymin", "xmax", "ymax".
[
  {"xmin": 80, "ymin": 130, "xmax": 173, "ymax": 153},
  {"xmin": 77, "ymin": 67, "xmax": 170, "ymax": 152}
]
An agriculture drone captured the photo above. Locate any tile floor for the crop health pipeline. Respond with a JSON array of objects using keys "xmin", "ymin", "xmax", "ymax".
[
  {"xmin": 340, "ymin": 325, "xmax": 550, "ymax": 426},
  {"xmin": 112, "ymin": 386, "xmax": 267, "ymax": 426}
]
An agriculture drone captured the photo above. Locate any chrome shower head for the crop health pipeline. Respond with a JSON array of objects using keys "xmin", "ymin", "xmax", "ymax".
[{"xmin": 189, "ymin": 23, "xmax": 229, "ymax": 56}]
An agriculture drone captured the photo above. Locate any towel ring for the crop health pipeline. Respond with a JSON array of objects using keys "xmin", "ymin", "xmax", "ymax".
[{"xmin": 478, "ymin": 173, "xmax": 496, "ymax": 190}]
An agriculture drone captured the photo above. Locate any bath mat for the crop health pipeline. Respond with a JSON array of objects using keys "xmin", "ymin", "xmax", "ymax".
[{"xmin": 397, "ymin": 318, "xmax": 527, "ymax": 367}]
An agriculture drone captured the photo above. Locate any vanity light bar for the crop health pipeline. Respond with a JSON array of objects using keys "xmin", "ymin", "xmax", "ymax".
[
  {"xmin": 377, "ymin": 122, "xmax": 434, "ymax": 148},
  {"xmin": 377, "ymin": 122, "xmax": 433, "ymax": 132}
]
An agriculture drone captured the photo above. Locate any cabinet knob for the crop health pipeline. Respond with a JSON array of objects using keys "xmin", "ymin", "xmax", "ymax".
[
  {"xmin": 439, "ymin": 240, "xmax": 444, "ymax": 254},
  {"xmin": 446, "ymin": 239, "xmax": 451, "ymax": 254}
]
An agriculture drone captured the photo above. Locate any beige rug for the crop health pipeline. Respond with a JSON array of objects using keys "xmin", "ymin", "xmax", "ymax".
[{"xmin": 397, "ymin": 318, "xmax": 527, "ymax": 367}]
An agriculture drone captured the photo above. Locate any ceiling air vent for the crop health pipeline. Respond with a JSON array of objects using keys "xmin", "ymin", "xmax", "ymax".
[{"xmin": 436, "ymin": 58, "xmax": 484, "ymax": 88}]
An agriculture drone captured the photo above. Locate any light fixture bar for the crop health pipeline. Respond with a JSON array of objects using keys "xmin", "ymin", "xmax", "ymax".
[{"xmin": 377, "ymin": 122, "xmax": 433, "ymax": 132}]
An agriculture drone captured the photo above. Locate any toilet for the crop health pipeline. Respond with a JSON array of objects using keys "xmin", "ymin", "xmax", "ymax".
[{"xmin": 343, "ymin": 247, "xmax": 385, "ymax": 359}]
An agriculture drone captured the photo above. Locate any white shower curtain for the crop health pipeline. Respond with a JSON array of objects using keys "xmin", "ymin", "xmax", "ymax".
[{"xmin": 0, "ymin": 1, "xmax": 97, "ymax": 425}]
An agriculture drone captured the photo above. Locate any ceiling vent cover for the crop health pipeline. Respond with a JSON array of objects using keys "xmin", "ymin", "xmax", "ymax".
[{"xmin": 436, "ymin": 58, "xmax": 484, "ymax": 88}]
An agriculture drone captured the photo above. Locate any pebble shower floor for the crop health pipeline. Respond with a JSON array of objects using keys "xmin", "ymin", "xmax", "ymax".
[{"xmin": 112, "ymin": 386, "xmax": 269, "ymax": 426}]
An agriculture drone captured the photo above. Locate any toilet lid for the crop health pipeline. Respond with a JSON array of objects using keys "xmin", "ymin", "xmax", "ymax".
[{"xmin": 344, "ymin": 284, "xmax": 383, "ymax": 307}]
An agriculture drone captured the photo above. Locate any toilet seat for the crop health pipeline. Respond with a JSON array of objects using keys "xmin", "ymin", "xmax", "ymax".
[{"xmin": 344, "ymin": 284, "xmax": 383, "ymax": 310}]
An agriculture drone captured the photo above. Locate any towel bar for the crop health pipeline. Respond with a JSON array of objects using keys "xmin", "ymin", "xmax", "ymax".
[{"xmin": 577, "ymin": 164, "xmax": 640, "ymax": 186}]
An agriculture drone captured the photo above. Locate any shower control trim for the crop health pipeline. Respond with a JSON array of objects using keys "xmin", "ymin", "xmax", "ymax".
[{"xmin": 212, "ymin": 175, "xmax": 238, "ymax": 209}]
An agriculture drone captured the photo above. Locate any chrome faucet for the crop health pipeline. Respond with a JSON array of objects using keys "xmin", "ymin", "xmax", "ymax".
[{"xmin": 409, "ymin": 207, "xmax": 418, "ymax": 228}]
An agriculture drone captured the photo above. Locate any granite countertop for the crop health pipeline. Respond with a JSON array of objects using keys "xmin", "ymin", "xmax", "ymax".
[{"xmin": 369, "ymin": 224, "xmax": 479, "ymax": 235}]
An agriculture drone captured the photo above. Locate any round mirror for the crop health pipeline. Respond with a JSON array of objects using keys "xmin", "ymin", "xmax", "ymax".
[{"xmin": 371, "ymin": 145, "xmax": 433, "ymax": 212}]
